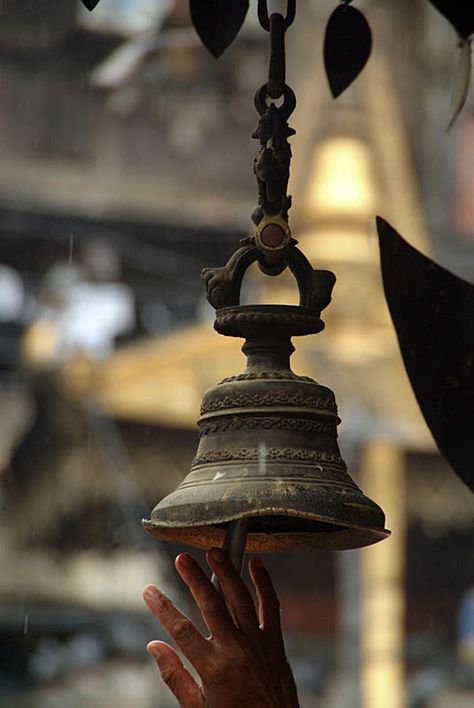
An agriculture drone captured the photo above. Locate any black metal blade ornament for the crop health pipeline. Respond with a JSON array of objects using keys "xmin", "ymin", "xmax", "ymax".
[
  {"xmin": 80, "ymin": 0, "xmax": 102, "ymax": 10},
  {"xmin": 377, "ymin": 217, "xmax": 474, "ymax": 491},
  {"xmin": 427, "ymin": 1, "xmax": 474, "ymax": 40},
  {"xmin": 190, "ymin": 0, "xmax": 249, "ymax": 58},
  {"xmin": 323, "ymin": 1, "xmax": 372, "ymax": 98},
  {"xmin": 144, "ymin": 1, "xmax": 389, "ymax": 557}
]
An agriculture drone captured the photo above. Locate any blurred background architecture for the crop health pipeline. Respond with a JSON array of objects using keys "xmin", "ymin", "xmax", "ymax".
[{"xmin": 0, "ymin": 1, "xmax": 473, "ymax": 706}]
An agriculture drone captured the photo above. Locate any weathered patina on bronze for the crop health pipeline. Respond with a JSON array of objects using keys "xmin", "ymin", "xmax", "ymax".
[{"xmin": 143, "ymin": 243, "xmax": 389, "ymax": 551}]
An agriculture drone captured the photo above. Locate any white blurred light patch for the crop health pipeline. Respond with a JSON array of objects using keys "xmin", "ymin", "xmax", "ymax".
[
  {"xmin": 0, "ymin": 265, "xmax": 24, "ymax": 322},
  {"xmin": 58, "ymin": 282, "xmax": 135, "ymax": 358},
  {"xmin": 77, "ymin": 0, "xmax": 172, "ymax": 36}
]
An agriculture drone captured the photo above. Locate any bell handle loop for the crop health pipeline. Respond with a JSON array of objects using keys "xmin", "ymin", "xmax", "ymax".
[
  {"xmin": 201, "ymin": 244, "xmax": 260, "ymax": 309},
  {"xmin": 201, "ymin": 243, "xmax": 336, "ymax": 315}
]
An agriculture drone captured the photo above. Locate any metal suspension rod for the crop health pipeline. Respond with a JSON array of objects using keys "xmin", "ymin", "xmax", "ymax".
[{"xmin": 211, "ymin": 518, "xmax": 249, "ymax": 590}]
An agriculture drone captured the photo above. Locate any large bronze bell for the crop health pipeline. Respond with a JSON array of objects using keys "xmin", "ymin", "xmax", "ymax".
[{"xmin": 143, "ymin": 241, "xmax": 389, "ymax": 552}]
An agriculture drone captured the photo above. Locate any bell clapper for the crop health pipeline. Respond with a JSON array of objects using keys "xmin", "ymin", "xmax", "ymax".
[{"xmin": 211, "ymin": 518, "xmax": 249, "ymax": 591}]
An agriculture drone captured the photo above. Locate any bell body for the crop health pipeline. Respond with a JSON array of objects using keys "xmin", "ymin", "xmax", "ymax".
[{"xmin": 143, "ymin": 301, "xmax": 389, "ymax": 551}]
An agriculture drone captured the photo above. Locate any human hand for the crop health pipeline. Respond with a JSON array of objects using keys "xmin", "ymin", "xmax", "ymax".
[{"xmin": 143, "ymin": 548, "xmax": 299, "ymax": 708}]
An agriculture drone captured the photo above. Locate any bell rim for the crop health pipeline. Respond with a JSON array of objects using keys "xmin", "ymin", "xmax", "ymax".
[
  {"xmin": 142, "ymin": 509, "xmax": 390, "ymax": 552},
  {"xmin": 142, "ymin": 520, "xmax": 390, "ymax": 552}
]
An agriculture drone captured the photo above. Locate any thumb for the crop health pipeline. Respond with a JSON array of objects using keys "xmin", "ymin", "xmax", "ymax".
[{"xmin": 147, "ymin": 641, "xmax": 204, "ymax": 708}]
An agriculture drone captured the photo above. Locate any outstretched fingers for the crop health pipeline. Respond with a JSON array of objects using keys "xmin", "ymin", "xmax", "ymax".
[
  {"xmin": 144, "ymin": 557, "xmax": 299, "ymax": 708},
  {"xmin": 143, "ymin": 584, "xmax": 209, "ymax": 671},
  {"xmin": 147, "ymin": 640, "xmax": 204, "ymax": 708}
]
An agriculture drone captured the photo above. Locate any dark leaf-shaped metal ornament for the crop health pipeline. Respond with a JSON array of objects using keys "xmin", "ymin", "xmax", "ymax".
[
  {"xmin": 323, "ymin": 2, "xmax": 372, "ymax": 98},
  {"xmin": 190, "ymin": 0, "xmax": 249, "ymax": 58},
  {"xmin": 428, "ymin": 1, "xmax": 474, "ymax": 39},
  {"xmin": 80, "ymin": 0, "xmax": 102, "ymax": 10},
  {"xmin": 377, "ymin": 216, "xmax": 474, "ymax": 491}
]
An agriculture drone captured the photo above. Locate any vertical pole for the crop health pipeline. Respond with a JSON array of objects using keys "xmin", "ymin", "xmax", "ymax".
[
  {"xmin": 223, "ymin": 518, "xmax": 249, "ymax": 574},
  {"xmin": 360, "ymin": 441, "xmax": 406, "ymax": 708},
  {"xmin": 211, "ymin": 519, "xmax": 249, "ymax": 591}
]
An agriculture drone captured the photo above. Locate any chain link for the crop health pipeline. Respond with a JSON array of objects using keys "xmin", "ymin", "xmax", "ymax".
[{"xmin": 257, "ymin": 0, "xmax": 296, "ymax": 32}]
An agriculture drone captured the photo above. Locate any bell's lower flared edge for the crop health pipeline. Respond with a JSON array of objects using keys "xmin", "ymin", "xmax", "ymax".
[
  {"xmin": 142, "ymin": 465, "xmax": 389, "ymax": 550},
  {"xmin": 142, "ymin": 512, "xmax": 390, "ymax": 552}
]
